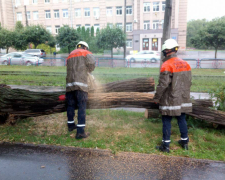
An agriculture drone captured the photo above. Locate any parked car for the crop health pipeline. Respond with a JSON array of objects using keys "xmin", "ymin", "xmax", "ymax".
[
  {"xmin": 24, "ymin": 49, "xmax": 46, "ymax": 57},
  {"xmin": 0, "ymin": 52, "xmax": 44, "ymax": 66},
  {"xmin": 126, "ymin": 51, "xmax": 160, "ymax": 63}
]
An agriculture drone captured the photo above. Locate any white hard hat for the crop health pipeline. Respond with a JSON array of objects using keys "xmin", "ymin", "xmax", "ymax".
[
  {"xmin": 162, "ymin": 39, "xmax": 179, "ymax": 52},
  {"xmin": 76, "ymin": 41, "xmax": 89, "ymax": 49}
]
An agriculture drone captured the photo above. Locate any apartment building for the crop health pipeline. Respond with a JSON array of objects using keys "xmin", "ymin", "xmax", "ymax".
[{"xmin": 0, "ymin": 0, "xmax": 188, "ymax": 52}]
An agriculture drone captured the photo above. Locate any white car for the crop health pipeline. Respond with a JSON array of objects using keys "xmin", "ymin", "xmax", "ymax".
[
  {"xmin": 126, "ymin": 51, "xmax": 160, "ymax": 63},
  {"xmin": 0, "ymin": 52, "xmax": 44, "ymax": 66}
]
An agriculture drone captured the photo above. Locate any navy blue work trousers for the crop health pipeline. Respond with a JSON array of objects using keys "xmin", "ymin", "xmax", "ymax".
[
  {"xmin": 162, "ymin": 113, "xmax": 188, "ymax": 146},
  {"xmin": 66, "ymin": 90, "xmax": 88, "ymax": 133}
]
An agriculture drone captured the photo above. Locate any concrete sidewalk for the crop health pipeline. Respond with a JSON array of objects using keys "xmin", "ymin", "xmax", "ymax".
[{"xmin": 0, "ymin": 143, "xmax": 224, "ymax": 180}]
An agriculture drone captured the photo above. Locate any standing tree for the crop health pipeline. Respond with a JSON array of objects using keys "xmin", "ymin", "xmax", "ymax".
[
  {"xmin": 191, "ymin": 17, "xmax": 225, "ymax": 58},
  {"xmin": 96, "ymin": 25, "xmax": 126, "ymax": 58},
  {"xmin": 0, "ymin": 28, "xmax": 15, "ymax": 53},
  {"xmin": 91, "ymin": 26, "xmax": 94, "ymax": 37},
  {"xmin": 15, "ymin": 21, "xmax": 24, "ymax": 31},
  {"xmin": 13, "ymin": 21, "xmax": 28, "ymax": 51},
  {"xmin": 186, "ymin": 19, "xmax": 208, "ymax": 48},
  {"xmin": 56, "ymin": 25, "xmax": 80, "ymax": 53},
  {"xmin": 81, "ymin": 26, "xmax": 86, "ymax": 40},
  {"xmin": 24, "ymin": 25, "xmax": 51, "ymax": 48}
]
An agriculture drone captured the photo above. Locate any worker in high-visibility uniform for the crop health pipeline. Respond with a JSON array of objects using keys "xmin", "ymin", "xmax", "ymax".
[
  {"xmin": 154, "ymin": 39, "xmax": 192, "ymax": 153},
  {"xmin": 66, "ymin": 41, "xmax": 95, "ymax": 139}
]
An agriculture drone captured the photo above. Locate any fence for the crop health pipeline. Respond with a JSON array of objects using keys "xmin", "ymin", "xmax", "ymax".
[{"xmin": 1, "ymin": 56, "xmax": 225, "ymax": 69}]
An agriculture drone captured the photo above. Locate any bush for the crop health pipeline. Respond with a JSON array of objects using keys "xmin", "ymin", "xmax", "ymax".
[{"xmin": 209, "ymin": 85, "xmax": 225, "ymax": 111}]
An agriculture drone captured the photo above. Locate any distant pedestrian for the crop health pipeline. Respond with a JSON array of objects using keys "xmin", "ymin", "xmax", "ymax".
[
  {"xmin": 66, "ymin": 41, "xmax": 95, "ymax": 139},
  {"xmin": 153, "ymin": 39, "xmax": 192, "ymax": 153}
]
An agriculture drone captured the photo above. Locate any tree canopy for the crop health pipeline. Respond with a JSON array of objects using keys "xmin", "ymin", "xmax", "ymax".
[
  {"xmin": 56, "ymin": 25, "xmax": 80, "ymax": 53},
  {"xmin": 0, "ymin": 28, "xmax": 15, "ymax": 53},
  {"xmin": 96, "ymin": 25, "xmax": 126, "ymax": 58},
  {"xmin": 191, "ymin": 16, "xmax": 225, "ymax": 58},
  {"xmin": 24, "ymin": 25, "xmax": 52, "ymax": 48},
  {"xmin": 186, "ymin": 19, "xmax": 208, "ymax": 48}
]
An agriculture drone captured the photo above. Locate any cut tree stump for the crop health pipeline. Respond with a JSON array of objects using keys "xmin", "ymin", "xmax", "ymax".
[{"xmin": 145, "ymin": 109, "xmax": 160, "ymax": 119}]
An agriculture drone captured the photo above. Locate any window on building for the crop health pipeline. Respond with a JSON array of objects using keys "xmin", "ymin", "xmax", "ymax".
[
  {"xmin": 45, "ymin": 10, "xmax": 51, "ymax": 19},
  {"xmin": 76, "ymin": 24, "xmax": 81, "ymax": 28},
  {"xmin": 62, "ymin": 0, "xmax": 67, "ymax": 2},
  {"xmin": 93, "ymin": 7, "xmax": 99, "ymax": 17},
  {"xmin": 55, "ymin": 26, "xmax": 60, "ymax": 34},
  {"xmin": 153, "ymin": 2, "xmax": 160, "ymax": 11},
  {"xmin": 75, "ymin": 8, "xmax": 81, "ymax": 17},
  {"xmin": 94, "ymin": 24, "xmax": 100, "ymax": 32},
  {"xmin": 126, "ymin": 39, "xmax": 132, "ymax": 48},
  {"xmin": 45, "ymin": 0, "xmax": 50, "ymax": 3},
  {"xmin": 17, "ymin": 12, "xmax": 22, "ymax": 21},
  {"xmin": 26, "ymin": 11, "xmax": 30, "ymax": 20},
  {"xmin": 62, "ymin": 9, "xmax": 68, "ymax": 18},
  {"xmin": 162, "ymin": 1, "xmax": 166, "ymax": 11},
  {"xmin": 126, "ymin": 6, "xmax": 132, "ymax": 15},
  {"xmin": 16, "ymin": 0, "xmax": 21, "ymax": 6},
  {"xmin": 53, "ymin": 0, "xmax": 58, "ymax": 3},
  {"xmin": 46, "ymin": 26, "xmax": 52, "ymax": 33},
  {"xmin": 24, "ymin": 0, "xmax": 29, "ymax": 5},
  {"xmin": 33, "ymin": 0, "xmax": 38, "ymax": 3},
  {"xmin": 106, "ymin": 7, "xmax": 113, "ymax": 16},
  {"xmin": 153, "ymin": 20, "xmax": 159, "ymax": 29},
  {"xmin": 144, "ymin": 21, "xmax": 150, "ymax": 30},
  {"xmin": 144, "ymin": 3, "xmax": 150, "ymax": 12},
  {"xmin": 84, "ymin": 8, "xmax": 90, "ymax": 17},
  {"xmin": 126, "ymin": 23, "xmax": 132, "ymax": 32},
  {"xmin": 85, "ymin": 24, "xmax": 90, "ymax": 30},
  {"xmin": 33, "ymin": 11, "xmax": 39, "ymax": 20},
  {"xmin": 117, "ymin": 23, "xmax": 123, "ymax": 29},
  {"xmin": 54, "ymin": 10, "xmax": 59, "ymax": 18},
  {"xmin": 116, "ymin": 6, "xmax": 122, "ymax": 15}
]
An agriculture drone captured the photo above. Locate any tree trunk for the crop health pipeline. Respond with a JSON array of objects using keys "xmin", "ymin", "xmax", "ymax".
[
  {"xmin": 111, "ymin": 47, "xmax": 113, "ymax": 58},
  {"xmin": 93, "ymin": 77, "xmax": 155, "ymax": 93},
  {"xmin": 145, "ymin": 109, "xmax": 160, "ymax": 119},
  {"xmin": 215, "ymin": 47, "xmax": 218, "ymax": 59},
  {"xmin": 144, "ymin": 100, "xmax": 225, "ymax": 126},
  {"xmin": 6, "ymin": 47, "xmax": 9, "ymax": 54}
]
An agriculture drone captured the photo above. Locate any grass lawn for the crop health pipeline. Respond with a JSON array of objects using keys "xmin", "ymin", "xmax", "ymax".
[
  {"xmin": 0, "ymin": 66, "xmax": 225, "ymax": 161},
  {"xmin": 0, "ymin": 110, "xmax": 224, "ymax": 161}
]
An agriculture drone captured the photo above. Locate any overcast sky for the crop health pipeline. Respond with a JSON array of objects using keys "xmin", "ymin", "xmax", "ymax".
[{"xmin": 187, "ymin": 0, "xmax": 225, "ymax": 21}]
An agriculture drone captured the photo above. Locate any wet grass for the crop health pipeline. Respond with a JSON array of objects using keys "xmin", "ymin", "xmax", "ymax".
[{"xmin": 0, "ymin": 110, "xmax": 224, "ymax": 161}]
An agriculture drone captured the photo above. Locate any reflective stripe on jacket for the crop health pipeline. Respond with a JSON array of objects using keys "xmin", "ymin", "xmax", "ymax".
[
  {"xmin": 66, "ymin": 49, "xmax": 95, "ymax": 92},
  {"xmin": 153, "ymin": 54, "xmax": 192, "ymax": 116}
]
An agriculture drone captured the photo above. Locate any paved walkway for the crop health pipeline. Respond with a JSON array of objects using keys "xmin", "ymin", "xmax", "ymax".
[{"xmin": 0, "ymin": 143, "xmax": 224, "ymax": 180}]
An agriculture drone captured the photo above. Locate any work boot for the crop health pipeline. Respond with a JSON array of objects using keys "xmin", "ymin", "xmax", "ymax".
[
  {"xmin": 75, "ymin": 132, "xmax": 90, "ymax": 139},
  {"xmin": 156, "ymin": 143, "xmax": 170, "ymax": 153},
  {"xmin": 68, "ymin": 124, "xmax": 77, "ymax": 132},
  {"xmin": 178, "ymin": 140, "xmax": 188, "ymax": 150}
]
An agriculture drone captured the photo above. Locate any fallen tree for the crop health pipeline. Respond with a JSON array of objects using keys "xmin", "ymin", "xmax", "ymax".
[
  {"xmin": 144, "ymin": 100, "xmax": 225, "ymax": 126},
  {"xmin": 1, "ymin": 86, "xmax": 224, "ymax": 126},
  {"xmin": 93, "ymin": 77, "xmax": 155, "ymax": 93}
]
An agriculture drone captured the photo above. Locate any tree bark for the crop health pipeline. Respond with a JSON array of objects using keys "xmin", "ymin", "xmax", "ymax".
[
  {"xmin": 93, "ymin": 77, "xmax": 155, "ymax": 93},
  {"xmin": 145, "ymin": 109, "xmax": 160, "ymax": 119}
]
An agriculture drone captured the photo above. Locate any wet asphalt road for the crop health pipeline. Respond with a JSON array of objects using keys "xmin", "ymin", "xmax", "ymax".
[{"xmin": 0, "ymin": 143, "xmax": 225, "ymax": 180}]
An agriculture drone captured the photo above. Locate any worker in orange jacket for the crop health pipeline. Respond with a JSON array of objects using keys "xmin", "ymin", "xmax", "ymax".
[
  {"xmin": 66, "ymin": 41, "xmax": 95, "ymax": 139},
  {"xmin": 154, "ymin": 39, "xmax": 192, "ymax": 153}
]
